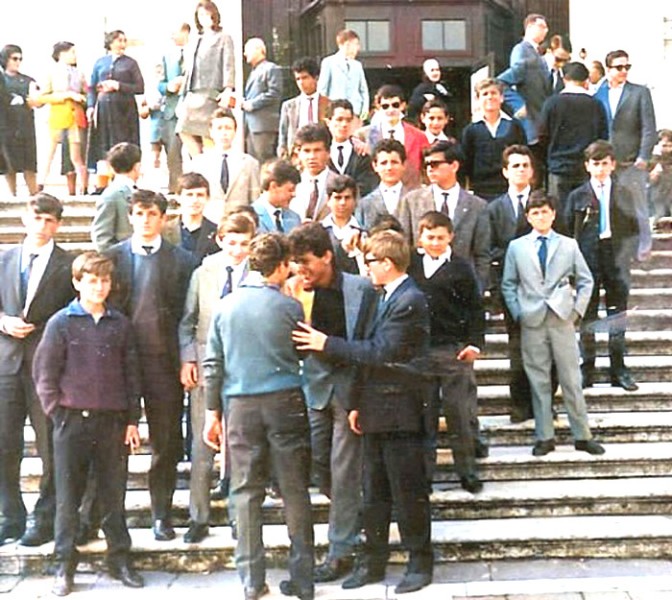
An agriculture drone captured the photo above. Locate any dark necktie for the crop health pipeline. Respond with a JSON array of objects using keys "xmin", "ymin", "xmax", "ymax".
[
  {"xmin": 388, "ymin": 129, "xmax": 395, "ymax": 140},
  {"xmin": 142, "ymin": 245, "xmax": 154, "ymax": 256},
  {"xmin": 220, "ymin": 153, "xmax": 229, "ymax": 194},
  {"xmin": 221, "ymin": 265, "xmax": 234, "ymax": 298},
  {"xmin": 516, "ymin": 194, "xmax": 527, "ymax": 230},
  {"xmin": 307, "ymin": 97, "xmax": 314, "ymax": 123},
  {"xmin": 274, "ymin": 208, "xmax": 284, "ymax": 232},
  {"xmin": 178, "ymin": 48, "xmax": 184, "ymax": 73},
  {"xmin": 441, "ymin": 192, "xmax": 450, "ymax": 217},
  {"xmin": 538, "ymin": 236, "xmax": 548, "ymax": 277},
  {"xmin": 20, "ymin": 253, "xmax": 38, "ymax": 305},
  {"xmin": 337, "ymin": 145, "xmax": 345, "ymax": 169},
  {"xmin": 306, "ymin": 179, "xmax": 319, "ymax": 220}
]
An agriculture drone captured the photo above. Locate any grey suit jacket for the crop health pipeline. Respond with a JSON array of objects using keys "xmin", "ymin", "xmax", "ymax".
[
  {"xmin": 595, "ymin": 80, "xmax": 657, "ymax": 164},
  {"xmin": 91, "ymin": 181, "xmax": 133, "ymax": 252},
  {"xmin": 355, "ymin": 184, "xmax": 414, "ymax": 231},
  {"xmin": 183, "ymin": 31, "xmax": 235, "ymax": 97},
  {"xmin": 317, "ymin": 52, "xmax": 369, "ymax": 118},
  {"xmin": 501, "ymin": 230, "xmax": 593, "ymax": 328},
  {"xmin": 277, "ymin": 93, "xmax": 330, "ymax": 157},
  {"xmin": 399, "ymin": 186, "xmax": 491, "ymax": 289},
  {"xmin": 243, "ymin": 59, "xmax": 282, "ymax": 133}
]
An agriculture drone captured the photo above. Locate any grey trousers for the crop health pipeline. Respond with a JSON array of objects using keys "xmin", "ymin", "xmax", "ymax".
[
  {"xmin": 159, "ymin": 117, "xmax": 183, "ymax": 194},
  {"xmin": 245, "ymin": 130, "xmax": 277, "ymax": 163},
  {"xmin": 521, "ymin": 310, "xmax": 592, "ymax": 442},
  {"xmin": 188, "ymin": 385, "xmax": 215, "ymax": 525},
  {"xmin": 309, "ymin": 400, "xmax": 362, "ymax": 559}
]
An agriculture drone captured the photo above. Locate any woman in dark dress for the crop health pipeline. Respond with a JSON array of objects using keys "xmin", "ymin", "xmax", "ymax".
[
  {"xmin": 87, "ymin": 30, "xmax": 144, "ymax": 172},
  {"xmin": 408, "ymin": 58, "xmax": 452, "ymax": 123},
  {"xmin": 0, "ymin": 44, "xmax": 40, "ymax": 195}
]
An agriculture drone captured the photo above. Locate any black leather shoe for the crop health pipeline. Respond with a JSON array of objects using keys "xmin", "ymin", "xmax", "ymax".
[
  {"xmin": 52, "ymin": 566, "xmax": 74, "ymax": 596},
  {"xmin": 510, "ymin": 409, "xmax": 533, "ymax": 424},
  {"xmin": 342, "ymin": 564, "xmax": 385, "ymax": 589},
  {"xmin": 152, "ymin": 519, "xmax": 176, "ymax": 541},
  {"xmin": 460, "ymin": 474, "xmax": 483, "ymax": 494},
  {"xmin": 183, "ymin": 522, "xmax": 209, "ymax": 544},
  {"xmin": 532, "ymin": 439, "xmax": 556, "ymax": 457},
  {"xmin": 313, "ymin": 555, "xmax": 354, "ymax": 582},
  {"xmin": 244, "ymin": 583, "xmax": 269, "ymax": 600},
  {"xmin": 279, "ymin": 579, "xmax": 314, "ymax": 600},
  {"xmin": 474, "ymin": 439, "xmax": 489, "ymax": 459},
  {"xmin": 0, "ymin": 524, "xmax": 24, "ymax": 546},
  {"xmin": 108, "ymin": 563, "xmax": 144, "ymax": 588},
  {"xmin": 20, "ymin": 520, "xmax": 53, "ymax": 546},
  {"xmin": 611, "ymin": 371, "xmax": 639, "ymax": 392},
  {"xmin": 575, "ymin": 440, "xmax": 606, "ymax": 455},
  {"xmin": 394, "ymin": 572, "xmax": 432, "ymax": 594},
  {"xmin": 210, "ymin": 478, "xmax": 230, "ymax": 501},
  {"xmin": 75, "ymin": 523, "xmax": 100, "ymax": 546}
]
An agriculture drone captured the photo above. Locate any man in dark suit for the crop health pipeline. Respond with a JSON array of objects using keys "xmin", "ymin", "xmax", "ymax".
[
  {"xmin": 294, "ymin": 230, "xmax": 433, "ymax": 595},
  {"xmin": 0, "ymin": 193, "xmax": 75, "ymax": 546},
  {"xmin": 277, "ymin": 57, "xmax": 330, "ymax": 159},
  {"xmin": 241, "ymin": 38, "xmax": 283, "ymax": 163},
  {"xmin": 565, "ymin": 140, "xmax": 640, "ymax": 391},
  {"xmin": 594, "ymin": 49, "xmax": 656, "ymax": 261},
  {"xmin": 326, "ymin": 99, "xmax": 378, "ymax": 197},
  {"xmin": 106, "ymin": 189, "xmax": 197, "ymax": 541},
  {"xmin": 399, "ymin": 140, "xmax": 490, "ymax": 292}
]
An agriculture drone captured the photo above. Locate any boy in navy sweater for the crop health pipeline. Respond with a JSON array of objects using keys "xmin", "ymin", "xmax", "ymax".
[{"xmin": 33, "ymin": 252, "xmax": 143, "ymax": 596}]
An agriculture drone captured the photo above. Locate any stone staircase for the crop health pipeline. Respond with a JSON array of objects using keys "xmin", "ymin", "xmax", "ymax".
[{"xmin": 1, "ymin": 195, "xmax": 672, "ymax": 575}]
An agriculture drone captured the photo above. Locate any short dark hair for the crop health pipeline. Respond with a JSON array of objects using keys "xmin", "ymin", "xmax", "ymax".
[
  {"xmin": 261, "ymin": 159, "xmax": 301, "ymax": 191},
  {"xmin": 195, "ymin": 0, "xmax": 222, "ymax": 33},
  {"xmin": 249, "ymin": 233, "xmax": 290, "ymax": 277},
  {"xmin": 563, "ymin": 62, "xmax": 589, "ymax": 83},
  {"xmin": 369, "ymin": 214, "xmax": 404, "ymax": 235},
  {"xmin": 420, "ymin": 99, "xmax": 448, "ymax": 117},
  {"xmin": 107, "ymin": 143, "xmax": 141, "ymax": 174},
  {"xmin": 129, "ymin": 189, "xmax": 168, "ymax": 215},
  {"xmin": 291, "ymin": 56, "xmax": 319, "ymax": 78},
  {"xmin": 294, "ymin": 123, "xmax": 331, "ymax": 149},
  {"xmin": 288, "ymin": 222, "xmax": 332, "ymax": 259},
  {"xmin": 375, "ymin": 84, "xmax": 405, "ymax": 104},
  {"xmin": 72, "ymin": 251, "xmax": 114, "ymax": 281},
  {"xmin": 584, "ymin": 139, "xmax": 615, "ymax": 162},
  {"xmin": 605, "ymin": 50, "xmax": 629, "ymax": 68},
  {"xmin": 591, "ymin": 60, "xmax": 605, "ymax": 78},
  {"xmin": 327, "ymin": 174, "xmax": 358, "ymax": 199},
  {"xmin": 524, "ymin": 13, "xmax": 547, "ymax": 28},
  {"xmin": 502, "ymin": 144, "xmax": 533, "ymax": 168},
  {"xmin": 372, "ymin": 139, "xmax": 407, "ymax": 163},
  {"xmin": 326, "ymin": 98, "xmax": 354, "ymax": 119},
  {"xmin": 418, "ymin": 211, "xmax": 453, "ymax": 235},
  {"xmin": 51, "ymin": 41, "xmax": 74, "ymax": 62},
  {"xmin": 210, "ymin": 107, "xmax": 237, "ymax": 129},
  {"xmin": 28, "ymin": 193, "xmax": 63, "ymax": 220},
  {"xmin": 423, "ymin": 140, "xmax": 464, "ymax": 164},
  {"xmin": 103, "ymin": 30, "xmax": 125, "ymax": 51},
  {"xmin": 0, "ymin": 44, "xmax": 22, "ymax": 69},
  {"xmin": 525, "ymin": 190, "xmax": 556, "ymax": 213},
  {"xmin": 177, "ymin": 172, "xmax": 210, "ymax": 195}
]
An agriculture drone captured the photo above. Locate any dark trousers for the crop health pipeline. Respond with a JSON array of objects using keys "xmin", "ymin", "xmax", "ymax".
[
  {"xmin": 53, "ymin": 409, "xmax": 131, "ymax": 567},
  {"xmin": 547, "ymin": 171, "xmax": 589, "ymax": 226},
  {"xmin": 362, "ymin": 432, "xmax": 433, "ymax": 575},
  {"xmin": 504, "ymin": 304, "xmax": 533, "ymax": 418},
  {"xmin": 581, "ymin": 239, "xmax": 630, "ymax": 375},
  {"xmin": 139, "ymin": 354, "xmax": 184, "ymax": 521},
  {"xmin": 0, "ymin": 361, "xmax": 55, "ymax": 532},
  {"xmin": 228, "ymin": 389, "xmax": 314, "ymax": 594}
]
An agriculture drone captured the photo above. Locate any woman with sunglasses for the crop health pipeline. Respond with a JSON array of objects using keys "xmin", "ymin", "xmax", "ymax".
[{"xmin": 0, "ymin": 44, "xmax": 41, "ymax": 195}]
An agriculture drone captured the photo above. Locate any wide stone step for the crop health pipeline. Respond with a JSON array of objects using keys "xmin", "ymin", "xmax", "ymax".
[
  {"xmin": 631, "ymin": 268, "xmax": 672, "ymax": 288},
  {"xmin": 5, "ymin": 514, "xmax": 672, "ymax": 574}
]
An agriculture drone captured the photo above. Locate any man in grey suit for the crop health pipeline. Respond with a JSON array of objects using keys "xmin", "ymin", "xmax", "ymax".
[
  {"xmin": 501, "ymin": 191, "xmax": 604, "ymax": 457},
  {"xmin": 91, "ymin": 143, "xmax": 142, "ymax": 252},
  {"xmin": 242, "ymin": 38, "xmax": 283, "ymax": 163},
  {"xmin": 287, "ymin": 223, "xmax": 373, "ymax": 584},
  {"xmin": 594, "ymin": 50, "xmax": 656, "ymax": 261},
  {"xmin": 399, "ymin": 140, "xmax": 490, "ymax": 291}
]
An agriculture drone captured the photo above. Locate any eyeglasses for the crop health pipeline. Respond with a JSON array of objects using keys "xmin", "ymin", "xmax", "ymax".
[
  {"xmin": 363, "ymin": 256, "xmax": 382, "ymax": 266},
  {"xmin": 610, "ymin": 64, "xmax": 632, "ymax": 72},
  {"xmin": 8, "ymin": 55, "xmax": 22, "ymax": 61},
  {"xmin": 424, "ymin": 160, "xmax": 448, "ymax": 169},
  {"xmin": 380, "ymin": 101, "xmax": 401, "ymax": 110}
]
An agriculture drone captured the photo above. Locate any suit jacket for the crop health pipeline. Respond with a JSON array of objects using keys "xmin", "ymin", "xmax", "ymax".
[
  {"xmin": 488, "ymin": 192, "xmax": 532, "ymax": 281},
  {"xmin": 0, "ymin": 245, "xmax": 75, "ymax": 376},
  {"xmin": 277, "ymin": 94, "xmax": 330, "ymax": 157},
  {"xmin": 323, "ymin": 276, "xmax": 430, "ymax": 433},
  {"xmin": 594, "ymin": 80, "xmax": 657, "ymax": 164},
  {"xmin": 182, "ymin": 31, "xmax": 235, "ymax": 98},
  {"xmin": 162, "ymin": 215, "xmax": 219, "ymax": 264},
  {"xmin": 501, "ymin": 230, "xmax": 593, "ymax": 328},
  {"xmin": 159, "ymin": 45, "xmax": 186, "ymax": 120},
  {"xmin": 564, "ymin": 179, "xmax": 639, "ymax": 275},
  {"xmin": 317, "ymin": 52, "xmax": 369, "ymax": 118},
  {"xmin": 290, "ymin": 169, "xmax": 339, "ymax": 222},
  {"xmin": 328, "ymin": 143, "xmax": 379, "ymax": 197},
  {"xmin": 105, "ymin": 240, "xmax": 197, "ymax": 368},
  {"xmin": 288, "ymin": 272, "xmax": 374, "ymax": 410},
  {"xmin": 498, "ymin": 39, "xmax": 552, "ymax": 143},
  {"xmin": 91, "ymin": 180, "xmax": 133, "ymax": 252},
  {"xmin": 243, "ymin": 59, "xmax": 283, "ymax": 133},
  {"xmin": 188, "ymin": 149, "xmax": 261, "ymax": 222},
  {"xmin": 355, "ymin": 184, "xmax": 415, "ymax": 231},
  {"xmin": 252, "ymin": 198, "xmax": 302, "ymax": 234},
  {"xmin": 399, "ymin": 186, "xmax": 490, "ymax": 290},
  {"xmin": 179, "ymin": 252, "xmax": 249, "ymax": 365}
]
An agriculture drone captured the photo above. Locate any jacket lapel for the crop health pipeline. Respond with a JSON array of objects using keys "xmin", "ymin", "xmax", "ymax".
[
  {"xmin": 342, "ymin": 275, "xmax": 364, "ymax": 340},
  {"xmin": 613, "ymin": 82, "xmax": 631, "ymax": 120},
  {"xmin": 453, "ymin": 190, "xmax": 470, "ymax": 228}
]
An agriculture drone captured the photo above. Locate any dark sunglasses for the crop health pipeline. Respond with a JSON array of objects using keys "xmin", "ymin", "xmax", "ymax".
[
  {"xmin": 424, "ymin": 159, "xmax": 448, "ymax": 169},
  {"xmin": 380, "ymin": 101, "xmax": 401, "ymax": 110},
  {"xmin": 610, "ymin": 64, "xmax": 632, "ymax": 72}
]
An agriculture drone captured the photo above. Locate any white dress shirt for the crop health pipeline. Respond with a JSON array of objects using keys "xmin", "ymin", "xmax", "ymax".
[
  {"xmin": 379, "ymin": 181, "xmax": 403, "ymax": 216},
  {"xmin": 481, "ymin": 111, "xmax": 512, "ymax": 137},
  {"xmin": 330, "ymin": 140, "xmax": 353, "ymax": 174},
  {"xmin": 608, "ymin": 83, "xmax": 624, "ymax": 118},
  {"xmin": 422, "ymin": 247, "xmax": 452, "ymax": 279},
  {"xmin": 299, "ymin": 93, "xmax": 319, "ymax": 128},
  {"xmin": 131, "ymin": 235, "xmax": 163, "ymax": 255},
  {"xmin": 508, "ymin": 185, "xmax": 531, "ymax": 218},
  {"xmin": 290, "ymin": 168, "xmax": 330, "ymax": 220},
  {"xmin": 432, "ymin": 183, "xmax": 460, "ymax": 219},
  {"xmin": 21, "ymin": 239, "xmax": 54, "ymax": 314},
  {"xmin": 591, "ymin": 177, "xmax": 613, "ymax": 239},
  {"xmin": 382, "ymin": 273, "xmax": 408, "ymax": 302}
]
